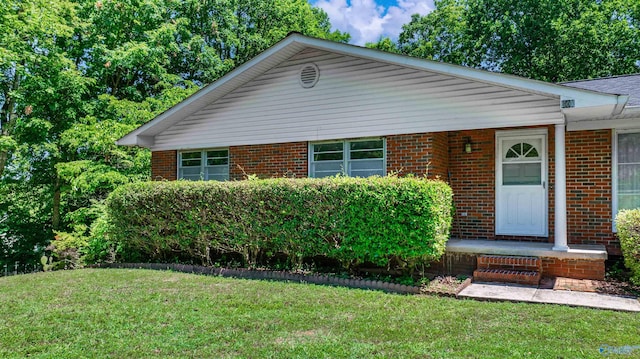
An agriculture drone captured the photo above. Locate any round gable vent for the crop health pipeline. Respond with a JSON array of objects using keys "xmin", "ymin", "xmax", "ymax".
[{"xmin": 299, "ymin": 63, "xmax": 319, "ymax": 88}]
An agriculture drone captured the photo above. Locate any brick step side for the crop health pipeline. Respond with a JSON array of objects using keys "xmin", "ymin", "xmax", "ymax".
[
  {"xmin": 473, "ymin": 268, "xmax": 541, "ymax": 286},
  {"xmin": 477, "ymin": 255, "xmax": 541, "ymax": 272}
]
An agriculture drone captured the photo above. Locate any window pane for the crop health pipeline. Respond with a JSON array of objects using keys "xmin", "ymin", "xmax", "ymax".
[
  {"xmin": 311, "ymin": 139, "xmax": 385, "ymax": 178},
  {"xmin": 179, "ymin": 167, "xmax": 202, "ymax": 181},
  {"xmin": 181, "ymin": 159, "xmax": 200, "ymax": 167},
  {"xmin": 206, "ymin": 166, "xmax": 227, "ymax": 175},
  {"xmin": 207, "ymin": 158, "xmax": 228, "ymax": 166},
  {"xmin": 350, "ymin": 159, "xmax": 383, "ymax": 170},
  {"xmin": 181, "ymin": 152, "xmax": 201, "ymax": 168},
  {"xmin": 349, "ymin": 159, "xmax": 384, "ymax": 177},
  {"xmin": 618, "ymin": 193, "xmax": 640, "ymax": 211},
  {"xmin": 618, "ymin": 133, "xmax": 640, "ymax": 163},
  {"xmin": 206, "ymin": 150, "xmax": 228, "ymax": 166},
  {"xmin": 314, "ymin": 161, "xmax": 343, "ymax": 172},
  {"xmin": 350, "ymin": 140, "xmax": 383, "ymax": 151},
  {"xmin": 503, "ymin": 140, "xmax": 541, "ymax": 160},
  {"xmin": 502, "ymin": 163, "xmax": 541, "ymax": 185},
  {"xmin": 207, "ymin": 150, "xmax": 228, "ymax": 158},
  {"xmin": 181, "ymin": 152, "xmax": 201, "ymax": 160},
  {"xmin": 618, "ymin": 164, "xmax": 640, "ymax": 192},
  {"xmin": 312, "ymin": 161, "xmax": 343, "ymax": 177},
  {"xmin": 314, "ymin": 142, "xmax": 343, "ymax": 153},
  {"xmin": 617, "ymin": 132, "xmax": 640, "ymax": 213},
  {"xmin": 350, "ymin": 150, "xmax": 383, "ymax": 159},
  {"xmin": 206, "ymin": 163, "xmax": 229, "ymax": 181},
  {"xmin": 314, "ymin": 152, "xmax": 343, "ymax": 161}
]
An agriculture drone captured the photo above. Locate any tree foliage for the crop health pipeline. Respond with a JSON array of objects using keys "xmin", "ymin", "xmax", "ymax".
[
  {"xmin": 373, "ymin": 0, "xmax": 640, "ymax": 82},
  {"xmin": 0, "ymin": 0, "xmax": 348, "ymax": 266}
]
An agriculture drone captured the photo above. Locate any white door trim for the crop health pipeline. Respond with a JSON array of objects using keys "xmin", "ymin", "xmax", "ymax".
[{"xmin": 495, "ymin": 129, "xmax": 548, "ymax": 236}]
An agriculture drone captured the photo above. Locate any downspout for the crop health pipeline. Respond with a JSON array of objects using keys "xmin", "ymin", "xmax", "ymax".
[{"xmin": 611, "ymin": 94, "xmax": 630, "ymax": 117}]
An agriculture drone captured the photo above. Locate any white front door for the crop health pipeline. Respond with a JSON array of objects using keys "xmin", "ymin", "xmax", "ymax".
[{"xmin": 496, "ymin": 131, "xmax": 547, "ymax": 236}]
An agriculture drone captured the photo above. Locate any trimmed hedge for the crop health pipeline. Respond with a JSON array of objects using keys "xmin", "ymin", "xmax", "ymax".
[
  {"xmin": 616, "ymin": 209, "xmax": 640, "ymax": 284},
  {"xmin": 101, "ymin": 176, "xmax": 453, "ymax": 271}
]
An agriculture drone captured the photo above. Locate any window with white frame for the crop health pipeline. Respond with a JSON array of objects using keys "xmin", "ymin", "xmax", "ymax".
[
  {"xmin": 614, "ymin": 130, "xmax": 640, "ymax": 224},
  {"xmin": 178, "ymin": 149, "xmax": 229, "ymax": 181},
  {"xmin": 309, "ymin": 139, "xmax": 385, "ymax": 178}
]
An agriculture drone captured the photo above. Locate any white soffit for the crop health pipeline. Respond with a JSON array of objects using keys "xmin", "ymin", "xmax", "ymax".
[{"xmin": 567, "ymin": 107, "xmax": 640, "ymax": 131}]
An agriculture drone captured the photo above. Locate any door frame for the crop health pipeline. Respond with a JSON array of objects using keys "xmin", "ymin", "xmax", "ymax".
[{"xmin": 495, "ymin": 128, "xmax": 548, "ymax": 237}]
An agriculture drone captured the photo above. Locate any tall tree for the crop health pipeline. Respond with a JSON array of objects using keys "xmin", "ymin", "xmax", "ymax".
[
  {"xmin": 0, "ymin": 0, "xmax": 88, "ymax": 177},
  {"xmin": 377, "ymin": 0, "xmax": 640, "ymax": 82},
  {"xmin": 0, "ymin": 0, "xmax": 349, "ymax": 266},
  {"xmin": 0, "ymin": 0, "xmax": 92, "ymax": 264}
]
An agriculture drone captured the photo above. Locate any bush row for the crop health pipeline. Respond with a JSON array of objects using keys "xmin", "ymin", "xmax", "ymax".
[
  {"xmin": 98, "ymin": 176, "xmax": 453, "ymax": 272},
  {"xmin": 616, "ymin": 209, "xmax": 640, "ymax": 284}
]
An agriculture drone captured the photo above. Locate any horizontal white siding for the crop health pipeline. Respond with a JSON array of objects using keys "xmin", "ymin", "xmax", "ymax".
[{"xmin": 153, "ymin": 48, "xmax": 563, "ymax": 150}]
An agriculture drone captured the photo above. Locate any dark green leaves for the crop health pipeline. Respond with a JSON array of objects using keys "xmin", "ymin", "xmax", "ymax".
[
  {"xmin": 101, "ymin": 177, "xmax": 454, "ymax": 271},
  {"xmin": 375, "ymin": 0, "xmax": 640, "ymax": 82}
]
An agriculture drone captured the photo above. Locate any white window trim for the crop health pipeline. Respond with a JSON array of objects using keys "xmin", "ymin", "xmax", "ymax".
[
  {"xmin": 308, "ymin": 138, "xmax": 386, "ymax": 178},
  {"xmin": 177, "ymin": 148, "xmax": 229, "ymax": 181},
  {"xmin": 612, "ymin": 129, "xmax": 640, "ymax": 232}
]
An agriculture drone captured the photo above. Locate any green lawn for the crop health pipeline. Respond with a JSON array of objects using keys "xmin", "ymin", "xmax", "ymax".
[{"xmin": 0, "ymin": 269, "xmax": 638, "ymax": 358}]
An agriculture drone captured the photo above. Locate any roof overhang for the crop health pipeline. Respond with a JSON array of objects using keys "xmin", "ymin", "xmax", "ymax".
[
  {"xmin": 567, "ymin": 106, "xmax": 640, "ymax": 131},
  {"xmin": 118, "ymin": 33, "xmax": 629, "ymax": 147}
]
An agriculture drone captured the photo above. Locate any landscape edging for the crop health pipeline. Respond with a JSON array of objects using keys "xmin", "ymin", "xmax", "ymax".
[{"xmin": 91, "ymin": 263, "xmax": 423, "ymax": 295}]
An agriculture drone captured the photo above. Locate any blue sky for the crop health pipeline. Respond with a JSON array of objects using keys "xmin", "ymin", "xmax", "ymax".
[{"xmin": 310, "ymin": 0, "xmax": 435, "ymax": 45}]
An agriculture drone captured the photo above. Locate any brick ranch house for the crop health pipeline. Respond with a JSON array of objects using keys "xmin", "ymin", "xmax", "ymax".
[{"xmin": 118, "ymin": 33, "xmax": 640, "ymax": 283}]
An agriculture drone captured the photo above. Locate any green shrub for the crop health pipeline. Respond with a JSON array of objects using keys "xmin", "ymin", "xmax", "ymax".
[
  {"xmin": 44, "ymin": 230, "xmax": 88, "ymax": 270},
  {"xmin": 616, "ymin": 209, "xmax": 640, "ymax": 284},
  {"xmin": 100, "ymin": 177, "xmax": 453, "ymax": 272}
]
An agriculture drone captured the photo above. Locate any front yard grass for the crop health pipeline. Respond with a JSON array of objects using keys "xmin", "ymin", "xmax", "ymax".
[{"xmin": 0, "ymin": 268, "xmax": 638, "ymax": 358}]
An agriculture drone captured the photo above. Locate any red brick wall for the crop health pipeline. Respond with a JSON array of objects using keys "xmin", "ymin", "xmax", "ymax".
[
  {"xmin": 386, "ymin": 132, "xmax": 448, "ymax": 178},
  {"xmin": 447, "ymin": 126, "xmax": 556, "ymax": 242},
  {"xmin": 433, "ymin": 253, "xmax": 605, "ymax": 280},
  {"xmin": 565, "ymin": 130, "xmax": 618, "ymax": 253},
  {"xmin": 431, "ymin": 132, "xmax": 450, "ymax": 179},
  {"xmin": 448, "ymin": 129, "xmax": 496, "ymax": 239},
  {"xmin": 229, "ymin": 142, "xmax": 308, "ymax": 180},
  {"xmin": 542, "ymin": 258, "xmax": 605, "ymax": 280},
  {"xmin": 151, "ymin": 150, "xmax": 177, "ymax": 180}
]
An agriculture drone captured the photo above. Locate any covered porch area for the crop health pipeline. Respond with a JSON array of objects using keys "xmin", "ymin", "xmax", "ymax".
[{"xmin": 440, "ymin": 123, "xmax": 610, "ymax": 282}]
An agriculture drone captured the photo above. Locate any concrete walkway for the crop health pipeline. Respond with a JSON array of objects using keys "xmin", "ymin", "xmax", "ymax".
[{"xmin": 458, "ymin": 282, "xmax": 640, "ymax": 312}]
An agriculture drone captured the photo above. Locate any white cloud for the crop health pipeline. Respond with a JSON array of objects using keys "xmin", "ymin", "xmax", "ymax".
[{"xmin": 312, "ymin": 0, "xmax": 434, "ymax": 45}]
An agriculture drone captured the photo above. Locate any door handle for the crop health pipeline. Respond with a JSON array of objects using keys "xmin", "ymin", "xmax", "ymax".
[{"xmin": 542, "ymin": 181, "xmax": 546, "ymax": 189}]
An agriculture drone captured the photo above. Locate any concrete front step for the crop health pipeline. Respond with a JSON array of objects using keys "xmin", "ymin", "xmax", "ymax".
[{"xmin": 473, "ymin": 268, "xmax": 541, "ymax": 286}]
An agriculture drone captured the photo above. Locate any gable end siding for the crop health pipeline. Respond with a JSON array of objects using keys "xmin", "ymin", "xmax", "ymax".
[{"xmin": 152, "ymin": 48, "xmax": 563, "ymax": 151}]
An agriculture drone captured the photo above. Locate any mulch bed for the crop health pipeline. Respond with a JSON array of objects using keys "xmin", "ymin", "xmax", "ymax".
[{"xmin": 421, "ymin": 276, "xmax": 472, "ymax": 297}]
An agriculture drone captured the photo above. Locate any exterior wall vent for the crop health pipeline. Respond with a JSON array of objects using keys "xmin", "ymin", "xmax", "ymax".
[
  {"xmin": 561, "ymin": 99, "xmax": 575, "ymax": 108},
  {"xmin": 299, "ymin": 63, "xmax": 319, "ymax": 88}
]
